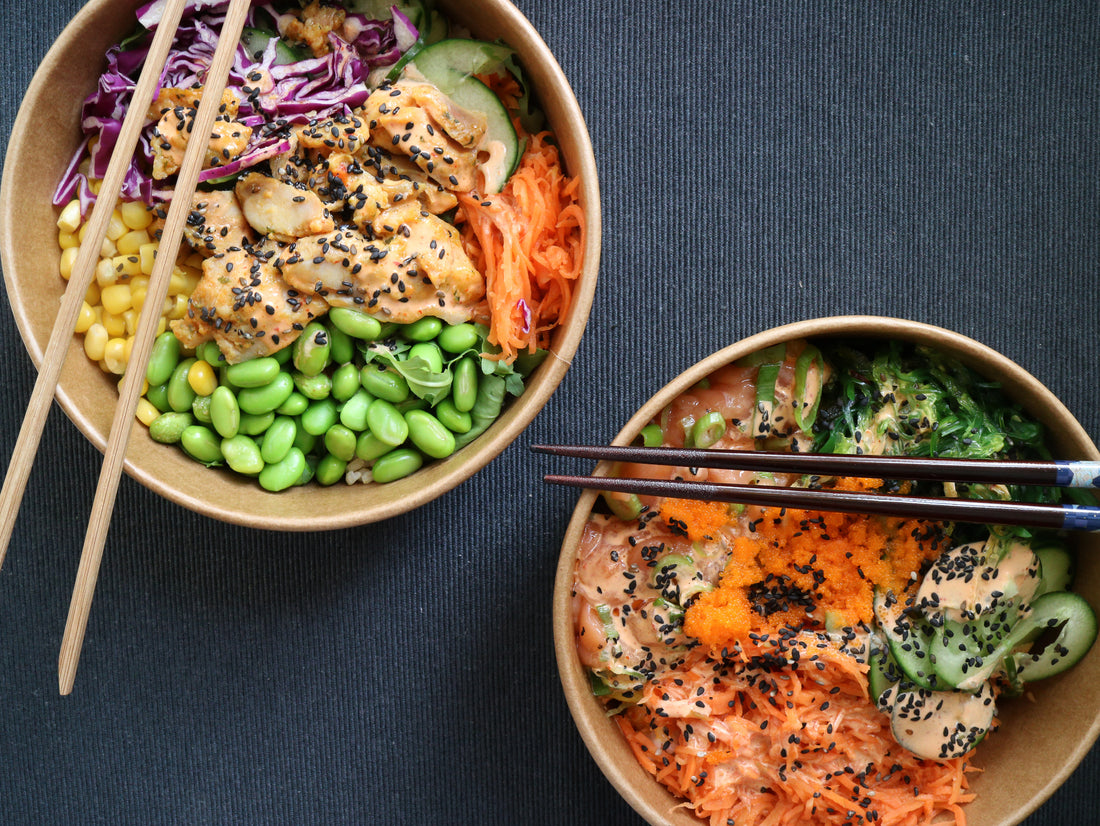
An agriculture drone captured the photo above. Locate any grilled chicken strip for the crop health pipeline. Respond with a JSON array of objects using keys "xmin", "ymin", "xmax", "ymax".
[{"xmin": 235, "ymin": 172, "xmax": 334, "ymax": 243}]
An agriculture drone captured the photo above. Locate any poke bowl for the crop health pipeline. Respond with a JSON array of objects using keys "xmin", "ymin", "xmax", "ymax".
[
  {"xmin": 552, "ymin": 316, "xmax": 1100, "ymax": 826},
  {"xmin": 0, "ymin": 0, "xmax": 600, "ymax": 530}
]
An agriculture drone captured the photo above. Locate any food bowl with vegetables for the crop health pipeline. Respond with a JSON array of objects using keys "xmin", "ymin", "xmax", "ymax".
[
  {"xmin": 0, "ymin": 0, "xmax": 600, "ymax": 529},
  {"xmin": 551, "ymin": 316, "xmax": 1100, "ymax": 826}
]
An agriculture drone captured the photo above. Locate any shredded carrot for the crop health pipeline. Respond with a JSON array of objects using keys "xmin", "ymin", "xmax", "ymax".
[
  {"xmin": 617, "ymin": 641, "xmax": 975, "ymax": 826},
  {"xmin": 454, "ymin": 74, "xmax": 586, "ymax": 362}
]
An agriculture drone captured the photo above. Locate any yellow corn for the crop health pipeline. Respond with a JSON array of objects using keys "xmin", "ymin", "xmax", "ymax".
[
  {"xmin": 122, "ymin": 308, "xmax": 139, "ymax": 336},
  {"xmin": 169, "ymin": 294, "xmax": 189, "ymax": 319},
  {"xmin": 101, "ymin": 310, "xmax": 127, "ymax": 338},
  {"xmin": 103, "ymin": 337, "xmax": 128, "ymax": 374},
  {"xmin": 58, "ymin": 230, "xmax": 80, "ymax": 250},
  {"xmin": 113, "ymin": 253, "xmax": 142, "ymax": 277},
  {"xmin": 188, "ymin": 360, "xmax": 218, "ymax": 396},
  {"xmin": 135, "ymin": 397, "xmax": 160, "ymax": 426},
  {"xmin": 59, "ymin": 246, "xmax": 79, "ymax": 280},
  {"xmin": 100, "ymin": 283, "xmax": 133, "ymax": 316},
  {"xmin": 105, "ymin": 209, "xmax": 127, "ymax": 241},
  {"xmin": 139, "ymin": 242, "xmax": 157, "ymax": 275},
  {"xmin": 95, "ymin": 258, "xmax": 119, "ymax": 288},
  {"xmin": 169, "ymin": 266, "xmax": 200, "ymax": 296},
  {"xmin": 74, "ymin": 302, "xmax": 96, "ymax": 334},
  {"xmin": 120, "ymin": 200, "xmax": 153, "ymax": 230},
  {"xmin": 85, "ymin": 281, "xmax": 101, "ymax": 307},
  {"xmin": 56, "ymin": 200, "xmax": 82, "ymax": 234},
  {"xmin": 84, "ymin": 323, "xmax": 108, "ymax": 361},
  {"xmin": 117, "ymin": 229, "xmax": 150, "ymax": 256}
]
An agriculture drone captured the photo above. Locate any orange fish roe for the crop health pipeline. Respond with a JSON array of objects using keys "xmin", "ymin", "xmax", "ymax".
[
  {"xmin": 682, "ymin": 477, "xmax": 947, "ymax": 653},
  {"xmin": 658, "ymin": 498, "xmax": 731, "ymax": 542}
]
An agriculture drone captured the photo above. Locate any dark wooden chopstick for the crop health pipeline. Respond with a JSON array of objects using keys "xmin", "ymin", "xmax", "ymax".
[
  {"xmin": 542, "ymin": 474, "xmax": 1100, "ymax": 531},
  {"xmin": 531, "ymin": 444, "xmax": 1100, "ymax": 488}
]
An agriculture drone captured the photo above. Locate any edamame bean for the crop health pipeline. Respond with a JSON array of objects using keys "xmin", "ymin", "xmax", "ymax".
[
  {"xmin": 324, "ymin": 424, "xmax": 358, "ymax": 462},
  {"xmin": 276, "ymin": 390, "xmax": 310, "ymax": 416},
  {"xmin": 331, "ymin": 362, "xmax": 360, "ymax": 402},
  {"xmin": 259, "ymin": 447, "xmax": 306, "ymax": 492},
  {"xmin": 315, "ymin": 453, "xmax": 347, "ymax": 486},
  {"xmin": 146, "ymin": 383, "xmax": 170, "ymax": 413},
  {"xmin": 301, "ymin": 397, "xmax": 339, "ymax": 436},
  {"xmin": 692, "ymin": 411, "xmax": 726, "ymax": 449},
  {"xmin": 225, "ymin": 357, "xmax": 281, "ymax": 388},
  {"xmin": 403, "ymin": 316, "xmax": 442, "ymax": 342},
  {"xmin": 371, "ymin": 447, "xmax": 423, "ymax": 483},
  {"xmin": 272, "ymin": 344, "xmax": 293, "ymax": 365},
  {"xmin": 326, "ymin": 322, "xmax": 354, "ymax": 364},
  {"xmin": 261, "ymin": 416, "xmax": 297, "ymax": 464},
  {"xmin": 167, "ymin": 358, "xmax": 198, "ymax": 413},
  {"xmin": 221, "ymin": 434, "xmax": 264, "ymax": 475},
  {"xmin": 328, "ymin": 307, "xmax": 382, "ymax": 340},
  {"xmin": 191, "ymin": 394, "xmax": 212, "ymax": 424},
  {"xmin": 355, "ymin": 431, "xmax": 391, "ymax": 461},
  {"xmin": 452, "ymin": 356, "xmax": 478, "ymax": 413},
  {"xmin": 434, "ymin": 399, "xmax": 472, "ymax": 434},
  {"xmin": 148, "ymin": 411, "xmax": 193, "ymax": 444},
  {"xmin": 405, "ymin": 409, "xmax": 455, "ymax": 459},
  {"xmin": 437, "ymin": 322, "xmax": 479, "ymax": 354},
  {"xmin": 366, "ymin": 399, "xmax": 409, "ymax": 446},
  {"xmin": 640, "ymin": 423, "xmax": 663, "ymax": 447},
  {"xmin": 180, "ymin": 424, "xmax": 223, "ymax": 466},
  {"xmin": 197, "ymin": 341, "xmax": 223, "ymax": 367},
  {"xmin": 360, "ymin": 365, "xmax": 409, "ymax": 403},
  {"xmin": 339, "ymin": 388, "xmax": 374, "ymax": 431},
  {"xmin": 237, "ymin": 372, "xmax": 295, "ymax": 415},
  {"xmin": 296, "ymin": 455, "xmax": 316, "ymax": 486},
  {"xmin": 209, "ymin": 385, "xmax": 240, "ymax": 438},
  {"xmin": 293, "ymin": 370, "xmax": 332, "ymax": 401},
  {"xmin": 396, "ymin": 397, "xmax": 428, "ymax": 414},
  {"xmin": 238, "ymin": 411, "xmax": 275, "ymax": 436},
  {"xmin": 293, "ymin": 426, "xmax": 318, "ymax": 455},
  {"xmin": 408, "ymin": 341, "xmax": 444, "ymax": 373},
  {"xmin": 146, "ymin": 331, "xmax": 181, "ymax": 386},
  {"xmin": 293, "ymin": 321, "xmax": 331, "ymax": 376}
]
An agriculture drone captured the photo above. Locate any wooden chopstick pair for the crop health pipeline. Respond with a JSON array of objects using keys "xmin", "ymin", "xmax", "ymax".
[
  {"xmin": 533, "ymin": 444, "xmax": 1100, "ymax": 532},
  {"xmin": 0, "ymin": 0, "xmax": 251, "ymax": 694}
]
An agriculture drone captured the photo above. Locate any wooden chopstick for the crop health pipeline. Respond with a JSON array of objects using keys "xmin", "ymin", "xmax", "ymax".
[
  {"xmin": 542, "ymin": 474, "xmax": 1100, "ymax": 532},
  {"xmin": 0, "ymin": 0, "xmax": 192, "ymax": 572},
  {"xmin": 531, "ymin": 444, "xmax": 1100, "ymax": 488},
  {"xmin": 57, "ymin": 0, "xmax": 252, "ymax": 696}
]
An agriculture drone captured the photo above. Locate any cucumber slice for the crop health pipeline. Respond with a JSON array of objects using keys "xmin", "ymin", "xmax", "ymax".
[
  {"xmin": 890, "ymin": 682, "xmax": 996, "ymax": 759},
  {"xmin": 930, "ymin": 610, "xmax": 1016, "ymax": 690},
  {"xmin": 1011, "ymin": 591, "xmax": 1098, "ymax": 682},
  {"xmin": 406, "ymin": 38, "xmax": 520, "ymax": 193},
  {"xmin": 868, "ymin": 636, "xmax": 902, "ymax": 710},
  {"xmin": 1034, "ymin": 543, "xmax": 1074, "ymax": 597},
  {"xmin": 240, "ymin": 26, "xmax": 310, "ymax": 66},
  {"xmin": 874, "ymin": 589, "xmax": 949, "ymax": 690}
]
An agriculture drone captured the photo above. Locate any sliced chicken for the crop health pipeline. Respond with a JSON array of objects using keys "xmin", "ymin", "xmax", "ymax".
[
  {"xmin": 279, "ymin": 202, "xmax": 483, "ymax": 325},
  {"xmin": 234, "ymin": 172, "xmax": 334, "ymax": 243},
  {"xmin": 148, "ymin": 88, "xmax": 252, "ymax": 181},
  {"xmin": 171, "ymin": 245, "xmax": 328, "ymax": 363},
  {"xmin": 185, "ymin": 189, "xmax": 255, "ymax": 256},
  {"xmin": 281, "ymin": 0, "xmax": 346, "ymax": 57}
]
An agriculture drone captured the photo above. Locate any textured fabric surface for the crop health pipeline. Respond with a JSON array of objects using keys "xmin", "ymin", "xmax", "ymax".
[{"xmin": 1, "ymin": 1, "xmax": 1097, "ymax": 824}]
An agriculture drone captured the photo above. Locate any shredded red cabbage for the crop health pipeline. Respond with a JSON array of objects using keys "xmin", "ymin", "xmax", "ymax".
[{"xmin": 55, "ymin": 2, "xmax": 418, "ymax": 213}]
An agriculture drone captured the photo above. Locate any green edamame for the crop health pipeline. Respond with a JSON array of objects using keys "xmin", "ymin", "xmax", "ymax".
[
  {"xmin": 437, "ymin": 322, "xmax": 479, "ymax": 354},
  {"xmin": 328, "ymin": 307, "xmax": 382, "ymax": 340},
  {"xmin": 293, "ymin": 322, "xmax": 331, "ymax": 376},
  {"xmin": 191, "ymin": 394, "xmax": 212, "ymax": 424},
  {"xmin": 405, "ymin": 409, "xmax": 455, "ymax": 459},
  {"xmin": 315, "ymin": 453, "xmax": 348, "ymax": 486},
  {"xmin": 238, "ymin": 411, "xmax": 276, "ymax": 436},
  {"xmin": 180, "ymin": 424, "xmax": 223, "ymax": 466},
  {"xmin": 360, "ymin": 365, "xmax": 409, "ymax": 403},
  {"xmin": 276, "ymin": 390, "xmax": 310, "ymax": 416},
  {"xmin": 146, "ymin": 382, "xmax": 170, "ymax": 413},
  {"xmin": 293, "ymin": 426, "xmax": 318, "ymax": 454},
  {"xmin": 197, "ymin": 341, "xmax": 222, "ymax": 367},
  {"xmin": 323, "ymin": 424, "xmax": 358, "ymax": 462},
  {"xmin": 221, "ymin": 434, "xmax": 264, "ymax": 476},
  {"xmin": 259, "ymin": 447, "xmax": 306, "ymax": 492},
  {"xmin": 301, "ymin": 397, "xmax": 339, "ymax": 436},
  {"xmin": 452, "ymin": 356, "xmax": 478, "ymax": 413},
  {"xmin": 371, "ymin": 447, "xmax": 423, "ymax": 483},
  {"xmin": 148, "ymin": 411, "xmax": 193, "ymax": 444},
  {"xmin": 403, "ymin": 316, "xmax": 442, "ymax": 342},
  {"xmin": 434, "ymin": 399, "xmax": 471, "ymax": 434},
  {"xmin": 366, "ymin": 399, "xmax": 409, "ymax": 446},
  {"xmin": 260, "ymin": 416, "xmax": 297, "ymax": 464},
  {"xmin": 167, "ymin": 358, "xmax": 198, "ymax": 413},
  {"xmin": 355, "ymin": 431, "xmax": 391, "ymax": 461},
  {"xmin": 293, "ymin": 370, "xmax": 332, "ymax": 401},
  {"xmin": 237, "ymin": 372, "xmax": 295, "ymax": 415},
  {"xmin": 331, "ymin": 362, "xmax": 360, "ymax": 402},
  {"xmin": 209, "ymin": 385, "xmax": 240, "ymax": 438},
  {"xmin": 225, "ymin": 356, "xmax": 281, "ymax": 388},
  {"xmin": 326, "ymin": 322, "xmax": 354, "ymax": 364},
  {"xmin": 146, "ymin": 331, "xmax": 181, "ymax": 386},
  {"xmin": 339, "ymin": 388, "xmax": 374, "ymax": 431},
  {"xmin": 408, "ymin": 341, "xmax": 444, "ymax": 373}
]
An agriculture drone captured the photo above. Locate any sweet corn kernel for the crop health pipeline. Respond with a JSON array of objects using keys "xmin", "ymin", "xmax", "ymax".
[
  {"xmin": 101, "ymin": 310, "xmax": 127, "ymax": 338},
  {"xmin": 139, "ymin": 242, "xmax": 158, "ymax": 275},
  {"xmin": 112, "ymin": 253, "xmax": 142, "ymax": 277},
  {"xmin": 85, "ymin": 281, "xmax": 101, "ymax": 306},
  {"xmin": 57, "ymin": 200, "xmax": 82, "ymax": 234},
  {"xmin": 74, "ymin": 302, "xmax": 96, "ymax": 334},
  {"xmin": 123, "ymin": 336, "xmax": 136, "ymax": 363},
  {"xmin": 84, "ymin": 323, "xmax": 108, "ymax": 361},
  {"xmin": 131, "ymin": 286, "xmax": 148, "ymax": 311},
  {"xmin": 100, "ymin": 283, "xmax": 133, "ymax": 316},
  {"xmin": 58, "ymin": 230, "xmax": 80, "ymax": 250},
  {"xmin": 188, "ymin": 360, "xmax": 218, "ymax": 396},
  {"xmin": 95, "ymin": 258, "xmax": 118, "ymax": 287},
  {"xmin": 117, "ymin": 229, "xmax": 150, "ymax": 256},
  {"xmin": 103, "ymin": 338, "xmax": 128, "ymax": 374},
  {"xmin": 168, "ymin": 267, "xmax": 199, "ymax": 296},
  {"xmin": 59, "ymin": 246, "xmax": 79, "ymax": 280},
  {"xmin": 79, "ymin": 222, "xmax": 116, "ymax": 258},
  {"xmin": 120, "ymin": 201, "xmax": 153, "ymax": 231},
  {"xmin": 106, "ymin": 210, "xmax": 127, "ymax": 241},
  {"xmin": 122, "ymin": 308, "xmax": 139, "ymax": 336},
  {"xmin": 135, "ymin": 398, "xmax": 160, "ymax": 426},
  {"xmin": 169, "ymin": 294, "xmax": 189, "ymax": 319},
  {"xmin": 156, "ymin": 316, "xmax": 168, "ymax": 336},
  {"xmin": 184, "ymin": 252, "xmax": 205, "ymax": 270}
]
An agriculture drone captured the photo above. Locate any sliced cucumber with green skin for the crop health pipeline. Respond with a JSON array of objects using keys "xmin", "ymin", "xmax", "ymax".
[
  {"xmin": 930, "ymin": 610, "xmax": 1015, "ymax": 690},
  {"xmin": 1011, "ymin": 591, "xmax": 1098, "ymax": 682},
  {"xmin": 874, "ymin": 589, "xmax": 950, "ymax": 690},
  {"xmin": 868, "ymin": 636, "xmax": 903, "ymax": 710},
  {"xmin": 405, "ymin": 38, "xmax": 521, "ymax": 193},
  {"xmin": 240, "ymin": 26, "xmax": 310, "ymax": 65},
  {"xmin": 889, "ymin": 682, "xmax": 996, "ymax": 760},
  {"xmin": 1034, "ymin": 544, "xmax": 1074, "ymax": 597}
]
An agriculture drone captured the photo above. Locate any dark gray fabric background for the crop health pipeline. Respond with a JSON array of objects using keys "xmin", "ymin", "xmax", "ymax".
[{"xmin": 1, "ymin": 1, "xmax": 1097, "ymax": 824}]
